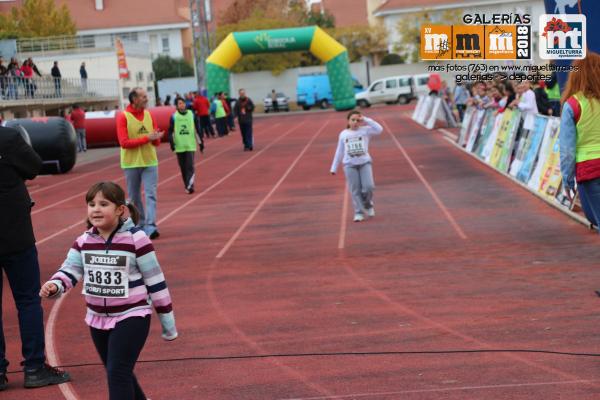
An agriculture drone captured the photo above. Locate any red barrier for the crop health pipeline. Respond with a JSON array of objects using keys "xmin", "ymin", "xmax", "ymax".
[{"xmin": 86, "ymin": 106, "xmax": 176, "ymax": 148}]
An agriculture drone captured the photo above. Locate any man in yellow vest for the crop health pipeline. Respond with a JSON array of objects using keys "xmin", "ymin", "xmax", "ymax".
[
  {"xmin": 116, "ymin": 87, "xmax": 163, "ymax": 239},
  {"xmin": 168, "ymin": 97, "xmax": 204, "ymax": 194}
]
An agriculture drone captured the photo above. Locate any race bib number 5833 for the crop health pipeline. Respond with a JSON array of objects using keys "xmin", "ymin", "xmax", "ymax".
[{"xmin": 82, "ymin": 252, "xmax": 129, "ymax": 298}]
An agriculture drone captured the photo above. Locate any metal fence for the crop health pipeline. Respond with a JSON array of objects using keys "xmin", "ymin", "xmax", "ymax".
[
  {"xmin": 17, "ymin": 35, "xmax": 150, "ymax": 57},
  {"xmin": 0, "ymin": 76, "xmax": 119, "ymax": 101}
]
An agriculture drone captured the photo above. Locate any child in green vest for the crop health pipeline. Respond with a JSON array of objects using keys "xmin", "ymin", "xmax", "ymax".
[{"xmin": 168, "ymin": 97, "xmax": 204, "ymax": 194}]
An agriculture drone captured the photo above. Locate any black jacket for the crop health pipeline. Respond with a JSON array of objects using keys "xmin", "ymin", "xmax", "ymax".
[
  {"xmin": 234, "ymin": 97, "xmax": 254, "ymax": 124},
  {"xmin": 0, "ymin": 126, "xmax": 42, "ymax": 256}
]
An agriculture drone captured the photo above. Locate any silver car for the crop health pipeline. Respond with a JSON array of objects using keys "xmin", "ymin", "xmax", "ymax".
[{"xmin": 263, "ymin": 92, "xmax": 289, "ymax": 112}]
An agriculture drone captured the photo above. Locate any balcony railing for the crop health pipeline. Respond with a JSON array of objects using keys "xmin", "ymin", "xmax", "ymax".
[
  {"xmin": 17, "ymin": 35, "xmax": 150, "ymax": 57},
  {"xmin": 0, "ymin": 76, "xmax": 119, "ymax": 104}
]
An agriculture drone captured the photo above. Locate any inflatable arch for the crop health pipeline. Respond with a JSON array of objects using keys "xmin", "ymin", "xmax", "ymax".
[{"xmin": 206, "ymin": 26, "xmax": 356, "ymax": 111}]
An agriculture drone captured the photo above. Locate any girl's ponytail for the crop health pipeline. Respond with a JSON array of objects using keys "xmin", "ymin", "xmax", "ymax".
[{"xmin": 126, "ymin": 201, "xmax": 140, "ymax": 226}]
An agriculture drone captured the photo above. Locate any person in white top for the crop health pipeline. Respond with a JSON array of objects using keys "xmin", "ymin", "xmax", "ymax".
[
  {"xmin": 330, "ymin": 111, "xmax": 383, "ymax": 222},
  {"xmin": 509, "ymin": 80, "xmax": 539, "ymax": 130}
]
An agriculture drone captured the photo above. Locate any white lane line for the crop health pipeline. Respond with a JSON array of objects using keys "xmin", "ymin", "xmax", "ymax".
[
  {"xmin": 216, "ymin": 120, "xmax": 330, "ymax": 259},
  {"xmin": 382, "ymin": 120, "xmax": 467, "ymax": 240},
  {"xmin": 280, "ymin": 379, "xmax": 597, "ymax": 399}
]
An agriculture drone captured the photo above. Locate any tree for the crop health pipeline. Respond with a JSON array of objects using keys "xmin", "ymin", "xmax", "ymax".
[
  {"xmin": 216, "ymin": 10, "xmax": 305, "ymax": 75},
  {"xmin": 330, "ymin": 25, "xmax": 388, "ymax": 63},
  {"xmin": 306, "ymin": 9, "xmax": 335, "ymax": 28},
  {"xmin": 380, "ymin": 53, "xmax": 404, "ymax": 65},
  {"xmin": 394, "ymin": 9, "xmax": 462, "ymax": 63},
  {"xmin": 218, "ymin": 0, "xmax": 306, "ymax": 25},
  {"xmin": 0, "ymin": 0, "xmax": 76, "ymax": 39},
  {"xmin": 152, "ymin": 56, "xmax": 194, "ymax": 81}
]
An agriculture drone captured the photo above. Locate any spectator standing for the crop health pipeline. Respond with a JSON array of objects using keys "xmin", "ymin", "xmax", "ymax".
[
  {"xmin": 51, "ymin": 61, "xmax": 61, "ymax": 97},
  {"xmin": 164, "ymin": 95, "xmax": 171, "ymax": 106},
  {"xmin": 116, "ymin": 87, "xmax": 163, "ymax": 239},
  {"xmin": 270, "ymin": 89, "xmax": 279, "ymax": 112},
  {"xmin": 534, "ymin": 81, "xmax": 553, "ymax": 116},
  {"xmin": 234, "ymin": 88, "xmax": 255, "ymax": 151},
  {"xmin": 80, "ymin": 62, "xmax": 88, "ymax": 94},
  {"xmin": 20, "ymin": 60, "xmax": 34, "ymax": 98},
  {"xmin": 0, "ymin": 126, "xmax": 71, "ymax": 391},
  {"xmin": 70, "ymin": 104, "xmax": 87, "ymax": 152},
  {"xmin": 546, "ymin": 71, "xmax": 562, "ymax": 117},
  {"xmin": 453, "ymin": 82, "xmax": 470, "ymax": 122},
  {"xmin": 0, "ymin": 58, "xmax": 7, "ymax": 99},
  {"xmin": 193, "ymin": 91, "xmax": 215, "ymax": 139},
  {"xmin": 213, "ymin": 92, "xmax": 228, "ymax": 137}
]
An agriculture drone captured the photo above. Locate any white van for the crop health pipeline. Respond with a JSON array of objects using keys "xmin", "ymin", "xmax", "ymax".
[
  {"xmin": 412, "ymin": 73, "xmax": 431, "ymax": 97},
  {"xmin": 355, "ymin": 75, "xmax": 415, "ymax": 107}
]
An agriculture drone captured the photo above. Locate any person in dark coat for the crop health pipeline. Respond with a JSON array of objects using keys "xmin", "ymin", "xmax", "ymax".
[
  {"xmin": 51, "ymin": 61, "xmax": 61, "ymax": 97},
  {"xmin": 0, "ymin": 127, "xmax": 70, "ymax": 391},
  {"xmin": 233, "ymin": 88, "xmax": 255, "ymax": 151}
]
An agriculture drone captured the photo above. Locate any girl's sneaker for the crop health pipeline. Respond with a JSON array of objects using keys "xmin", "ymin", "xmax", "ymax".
[
  {"xmin": 353, "ymin": 214, "xmax": 365, "ymax": 222},
  {"xmin": 366, "ymin": 207, "xmax": 375, "ymax": 217}
]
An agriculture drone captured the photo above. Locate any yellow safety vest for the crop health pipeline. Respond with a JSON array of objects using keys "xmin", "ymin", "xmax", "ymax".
[
  {"xmin": 575, "ymin": 93, "xmax": 600, "ymax": 163},
  {"xmin": 120, "ymin": 111, "xmax": 158, "ymax": 168}
]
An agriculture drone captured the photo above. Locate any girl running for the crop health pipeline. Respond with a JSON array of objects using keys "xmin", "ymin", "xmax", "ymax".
[
  {"xmin": 40, "ymin": 181, "xmax": 177, "ymax": 400},
  {"xmin": 330, "ymin": 111, "xmax": 383, "ymax": 222}
]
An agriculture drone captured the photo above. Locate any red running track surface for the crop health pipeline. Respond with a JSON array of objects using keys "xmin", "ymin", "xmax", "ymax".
[{"xmin": 3, "ymin": 107, "xmax": 600, "ymax": 400}]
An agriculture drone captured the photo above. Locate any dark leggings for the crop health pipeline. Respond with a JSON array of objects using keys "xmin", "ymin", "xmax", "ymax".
[{"xmin": 90, "ymin": 316, "xmax": 150, "ymax": 400}]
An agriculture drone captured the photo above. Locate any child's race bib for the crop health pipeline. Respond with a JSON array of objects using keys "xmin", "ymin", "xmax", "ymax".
[
  {"xmin": 345, "ymin": 136, "xmax": 366, "ymax": 157},
  {"xmin": 82, "ymin": 252, "xmax": 129, "ymax": 298}
]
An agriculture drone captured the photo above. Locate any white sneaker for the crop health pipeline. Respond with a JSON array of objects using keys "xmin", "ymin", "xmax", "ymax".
[
  {"xmin": 366, "ymin": 207, "xmax": 375, "ymax": 217},
  {"xmin": 353, "ymin": 214, "xmax": 365, "ymax": 222}
]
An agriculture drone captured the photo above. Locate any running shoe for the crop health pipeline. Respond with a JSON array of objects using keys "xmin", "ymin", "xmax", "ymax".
[
  {"xmin": 24, "ymin": 364, "xmax": 70, "ymax": 388},
  {"xmin": 353, "ymin": 214, "xmax": 364, "ymax": 222},
  {"xmin": 366, "ymin": 207, "xmax": 375, "ymax": 217}
]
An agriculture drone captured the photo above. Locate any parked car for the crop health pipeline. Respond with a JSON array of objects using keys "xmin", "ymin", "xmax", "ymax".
[
  {"xmin": 296, "ymin": 73, "xmax": 363, "ymax": 110},
  {"xmin": 355, "ymin": 75, "xmax": 415, "ymax": 108},
  {"xmin": 263, "ymin": 92, "xmax": 290, "ymax": 112},
  {"xmin": 413, "ymin": 73, "xmax": 431, "ymax": 97}
]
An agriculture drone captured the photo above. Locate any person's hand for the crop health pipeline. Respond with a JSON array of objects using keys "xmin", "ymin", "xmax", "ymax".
[
  {"xmin": 548, "ymin": 108, "xmax": 553, "ymax": 116},
  {"xmin": 40, "ymin": 282, "xmax": 58, "ymax": 298},
  {"xmin": 564, "ymin": 186, "xmax": 574, "ymax": 202},
  {"xmin": 148, "ymin": 130, "xmax": 164, "ymax": 141}
]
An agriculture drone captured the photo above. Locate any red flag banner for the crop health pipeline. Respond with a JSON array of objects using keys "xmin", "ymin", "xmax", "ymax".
[{"xmin": 116, "ymin": 38, "xmax": 129, "ymax": 79}]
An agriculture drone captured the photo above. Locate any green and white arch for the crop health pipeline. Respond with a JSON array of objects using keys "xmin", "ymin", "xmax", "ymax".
[{"xmin": 206, "ymin": 26, "xmax": 356, "ymax": 111}]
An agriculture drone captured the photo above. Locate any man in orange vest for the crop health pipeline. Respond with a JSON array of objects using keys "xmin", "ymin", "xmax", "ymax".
[{"xmin": 116, "ymin": 87, "xmax": 163, "ymax": 239}]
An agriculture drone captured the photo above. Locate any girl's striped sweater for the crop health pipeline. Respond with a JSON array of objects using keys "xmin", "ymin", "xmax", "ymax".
[{"xmin": 49, "ymin": 218, "xmax": 177, "ymax": 339}]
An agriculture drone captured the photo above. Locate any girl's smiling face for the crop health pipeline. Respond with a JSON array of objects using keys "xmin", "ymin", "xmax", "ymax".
[{"xmin": 87, "ymin": 192, "xmax": 125, "ymax": 235}]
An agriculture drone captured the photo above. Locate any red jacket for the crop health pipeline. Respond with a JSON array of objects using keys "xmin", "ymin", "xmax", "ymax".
[
  {"xmin": 70, "ymin": 108, "xmax": 86, "ymax": 129},
  {"xmin": 193, "ymin": 95, "xmax": 210, "ymax": 116},
  {"xmin": 116, "ymin": 105, "xmax": 160, "ymax": 149}
]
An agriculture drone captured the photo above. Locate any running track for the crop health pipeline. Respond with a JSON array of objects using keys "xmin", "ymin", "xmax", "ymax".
[{"xmin": 3, "ymin": 107, "xmax": 600, "ymax": 399}]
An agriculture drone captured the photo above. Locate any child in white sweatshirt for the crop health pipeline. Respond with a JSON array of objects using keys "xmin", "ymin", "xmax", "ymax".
[{"xmin": 330, "ymin": 111, "xmax": 383, "ymax": 222}]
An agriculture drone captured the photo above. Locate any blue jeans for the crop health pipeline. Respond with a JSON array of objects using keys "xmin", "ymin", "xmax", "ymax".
[
  {"xmin": 124, "ymin": 166, "xmax": 158, "ymax": 235},
  {"xmin": 76, "ymin": 128, "xmax": 87, "ymax": 152},
  {"xmin": 578, "ymin": 177, "xmax": 600, "ymax": 231},
  {"xmin": 0, "ymin": 246, "xmax": 46, "ymax": 373}
]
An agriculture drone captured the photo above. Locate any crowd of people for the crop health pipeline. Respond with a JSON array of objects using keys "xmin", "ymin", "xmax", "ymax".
[
  {"xmin": 430, "ymin": 72, "xmax": 563, "ymax": 123},
  {"xmin": 0, "ymin": 58, "xmax": 88, "ymax": 100}
]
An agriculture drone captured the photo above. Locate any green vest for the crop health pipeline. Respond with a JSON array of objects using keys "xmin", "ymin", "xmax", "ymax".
[
  {"xmin": 574, "ymin": 93, "xmax": 600, "ymax": 163},
  {"xmin": 172, "ymin": 111, "xmax": 197, "ymax": 153},
  {"xmin": 545, "ymin": 84, "xmax": 560, "ymax": 101},
  {"xmin": 214, "ymin": 99, "xmax": 226, "ymax": 118}
]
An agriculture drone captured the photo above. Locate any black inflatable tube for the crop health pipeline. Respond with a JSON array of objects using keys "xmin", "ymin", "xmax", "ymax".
[{"xmin": 5, "ymin": 117, "xmax": 77, "ymax": 174}]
